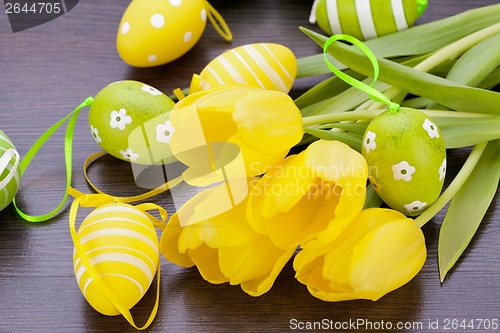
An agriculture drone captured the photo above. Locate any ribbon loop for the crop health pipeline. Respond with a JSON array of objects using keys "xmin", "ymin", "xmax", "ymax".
[
  {"xmin": 323, "ymin": 34, "xmax": 400, "ymax": 113},
  {"xmin": 83, "ymin": 150, "xmax": 184, "ymax": 204},
  {"xmin": 136, "ymin": 202, "xmax": 169, "ymax": 230},
  {"xmin": 13, "ymin": 97, "xmax": 94, "ymax": 222},
  {"xmin": 205, "ymin": 0, "xmax": 233, "ymax": 42}
]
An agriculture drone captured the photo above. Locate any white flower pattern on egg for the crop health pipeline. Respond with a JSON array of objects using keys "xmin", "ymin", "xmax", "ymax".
[
  {"xmin": 423, "ymin": 119, "xmax": 439, "ymax": 138},
  {"xmin": 439, "ymin": 158, "xmax": 447, "ymax": 181},
  {"xmin": 404, "ymin": 200, "xmax": 427, "ymax": 214},
  {"xmin": 142, "ymin": 84, "xmax": 162, "ymax": 96},
  {"xmin": 169, "ymin": 0, "xmax": 182, "ymax": 6},
  {"xmin": 392, "ymin": 161, "xmax": 416, "ymax": 182},
  {"xmin": 110, "ymin": 108, "xmax": 132, "ymax": 130},
  {"xmin": 120, "ymin": 148, "xmax": 139, "ymax": 162},
  {"xmin": 90, "ymin": 125, "xmax": 102, "ymax": 143},
  {"xmin": 156, "ymin": 121, "xmax": 175, "ymax": 144},
  {"xmin": 363, "ymin": 131, "xmax": 376, "ymax": 153}
]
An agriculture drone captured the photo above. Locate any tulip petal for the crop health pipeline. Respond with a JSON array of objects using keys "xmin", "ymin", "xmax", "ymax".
[
  {"xmin": 305, "ymin": 139, "xmax": 368, "ymax": 187},
  {"xmin": 189, "ymin": 244, "xmax": 229, "ymax": 284},
  {"xmin": 241, "ymin": 247, "xmax": 296, "ymax": 297},
  {"xmin": 229, "ymin": 132, "xmax": 290, "ymax": 177},
  {"xmin": 159, "ymin": 213, "xmax": 195, "ymax": 268},
  {"xmin": 232, "ymin": 89, "xmax": 303, "ymax": 154},
  {"xmin": 218, "ymin": 235, "xmax": 295, "ymax": 295}
]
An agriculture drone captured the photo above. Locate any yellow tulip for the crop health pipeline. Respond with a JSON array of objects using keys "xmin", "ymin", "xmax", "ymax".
[
  {"xmin": 247, "ymin": 140, "xmax": 368, "ymax": 249},
  {"xmin": 169, "ymin": 85, "xmax": 303, "ymax": 185},
  {"xmin": 159, "ymin": 179, "xmax": 295, "ymax": 296},
  {"xmin": 294, "ymin": 208, "xmax": 427, "ymax": 302}
]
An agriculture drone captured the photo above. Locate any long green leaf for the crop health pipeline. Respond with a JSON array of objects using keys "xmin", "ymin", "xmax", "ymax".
[
  {"xmin": 303, "ymin": 127, "xmax": 362, "ymax": 152},
  {"xmin": 477, "ymin": 67, "xmax": 500, "ymax": 89},
  {"xmin": 438, "ymin": 140, "xmax": 500, "ymax": 282},
  {"xmin": 294, "ymin": 70, "xmax": 365, "ymax": 110},
  {"xmin": 301, "ymin": 27, "xmax": 500, "ymax": 115},
  {"xmin": 446, "ymin": 33, "xmax": 500, "ymax": 87},
  {"xmin": 297, "ymin": 4, "xmax": 500, "ymax": 77},
  {"xmin": 435, "ymin": 116, "xmax": 500, "ymax": 148},
  {"xmin": 305, "ymin": 81, "xmax": 390, "ymax": 116}
]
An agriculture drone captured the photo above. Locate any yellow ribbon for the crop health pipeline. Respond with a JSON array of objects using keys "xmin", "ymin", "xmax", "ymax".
[
  {"xmin": 206, "ymin": 0, "xmax": 233, "ymax": 41},
  {"xmin": 83, "ymin": 150, "xmax": 184, "ymax": 203}
]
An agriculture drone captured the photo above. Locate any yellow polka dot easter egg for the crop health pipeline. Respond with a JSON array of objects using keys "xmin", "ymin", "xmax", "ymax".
[
  {"xmin": 362, "ymin": 108, "xmax": 446, "ymax": 216},
  {"xmin": 188, "ymin": 43, "xmax": 297, "ymax": 94},
  {"xmin": 72, "ymin": 203, "xmax": 160, "ymax": 316},
  {"xmin": 88, "ymin": 80, "xmax": 177, "ymax": 165},
  {"xmin": 0, "ymin": 130, "xmax": 21, "ymax": 212},
  {"xmin": 117, "ymin": 0, "xmax": 232, "ymax": 67}
]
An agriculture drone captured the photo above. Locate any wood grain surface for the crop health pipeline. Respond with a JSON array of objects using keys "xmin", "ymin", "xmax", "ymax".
[{"xmin": 0, "ymin": 1, "xmax": 499, "ymax": 332}]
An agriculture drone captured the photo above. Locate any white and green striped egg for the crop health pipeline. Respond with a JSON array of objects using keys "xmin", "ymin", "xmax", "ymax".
[
  {"xmin": 73, "ymin": 203, "xmax": 159, "ymax": 316},
  {"xmin": 0, "ymin": 131, "xmax": 21, "ymax": 212},
  {"xmin": 362, "ymin": 108, "xmax": 446, "ymax": 216},
  {"xmin": 88, "ymin": 80, "xmax": 176, "ymax": 165},
  {"xmin": 188, "ymin": 43, "xmax": 297, "ymax": 94},
  {"xmin": 310, "ymin": 0, "xmax": 428, "ymax": 41}
]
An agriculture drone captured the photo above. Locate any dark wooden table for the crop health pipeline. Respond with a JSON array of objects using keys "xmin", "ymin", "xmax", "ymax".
[{"xmin": 0, "ymin": 1, "xmax": 498, "ymax": 332}]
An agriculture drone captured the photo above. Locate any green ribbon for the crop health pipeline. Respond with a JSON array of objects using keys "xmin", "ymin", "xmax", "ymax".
[
  {"xmin": 13, "ymin": 96, "xmax": 94, "ymax": 222},
  {"xmin": 323, "ymin": 34, "xmax": 400, "ymax": 113},
  {"xmin": 417, "ymin": 0, "xmax": 429, "ymax": 17}
]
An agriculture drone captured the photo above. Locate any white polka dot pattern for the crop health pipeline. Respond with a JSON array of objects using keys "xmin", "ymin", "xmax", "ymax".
[{"xmin": 117, "ymin": 0, "xmax": 210, "ymax": 67}]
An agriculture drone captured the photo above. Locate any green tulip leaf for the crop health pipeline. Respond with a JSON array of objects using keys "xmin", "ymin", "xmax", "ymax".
[
  {"xmin": 434, "ymin": 116, "xmax": 500, "ymax": 148},
  {"xmin": 438, "ymin": 140, "xmax": 500, "ymax": 282},
  {"xmin": 303, "ymin": 127, "xmax": 362, "ymax": 152}
]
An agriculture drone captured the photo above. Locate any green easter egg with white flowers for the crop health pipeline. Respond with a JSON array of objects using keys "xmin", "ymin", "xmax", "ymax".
[
  {"xmin": 0, "ymin": 130, "xmax": 21, "ymax": 212},
  {"xmin": 362, "ymin": 107, "xmax": 446, "ymax": 216},
  {"xmin": 89, "ymin": 80, "xmax": 177, "ymax": 165}
]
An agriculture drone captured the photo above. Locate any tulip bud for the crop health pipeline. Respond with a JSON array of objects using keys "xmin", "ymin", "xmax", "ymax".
[{"xmin": 294, "ymin": 208, "xmax": 426, "ymax": 301}]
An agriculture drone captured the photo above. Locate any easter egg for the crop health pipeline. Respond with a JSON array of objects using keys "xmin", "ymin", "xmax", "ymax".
[
  {"xmin": 361, "ymin": 107, "xmax": 446, "ymax": 216},
  {"xmin": 88, "ymin": 80, "xmax": 177, "ymax": 165},
  {"xmin": 310, "ymin": 0, "xmax": 428, "ymax": 41},
  {"xmin": 0, "ymin": 130, "xmax": 21, "ymax": 212},
  {"xmin": 117, "ymin": 0, "xmax": 208, "ymax": 67},
  {"xmin": 73, "ymin": 203, "xmax": 160, "ymax": 316},
  {"xmin": 188, "ymin": 43, "xmax": 297, "ymax": 94}
]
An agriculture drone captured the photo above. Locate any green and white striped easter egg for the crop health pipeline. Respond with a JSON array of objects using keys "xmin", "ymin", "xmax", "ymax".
[
  {"xmin": 0, "ymin": 130, "xmax": 21, "ymax": 212},
  {"xmin": 73, "ymin": 203, "xmax": 159, "ymax": 316},
  {"xmin": 310, "ymin": 0, "xmax": 428, "ymax": 41}
]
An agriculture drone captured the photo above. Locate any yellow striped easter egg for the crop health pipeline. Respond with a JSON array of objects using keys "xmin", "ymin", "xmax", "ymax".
[
  {"xmin": 73, "ymin": 203, "xmax": 159, "ymax": 316},
  {"xmin": 0, "ymin": 130, "xmax": 21, "ymax": 212},
  {"xmin": 188, "ymin": 43, "xmax": 297, "ymax": 94}
]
